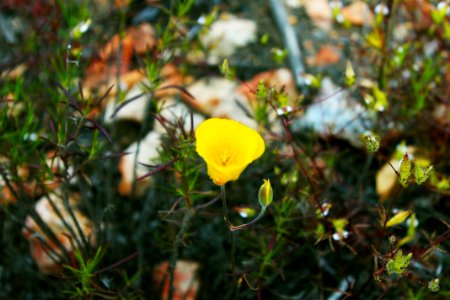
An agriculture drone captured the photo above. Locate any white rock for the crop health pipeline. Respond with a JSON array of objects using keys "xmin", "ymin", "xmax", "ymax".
[
  {"xmin": 200, "ymin": 15, "xmax": 257, "ymax": 64},
  {"xmin": 294, "ymin": 77, "xmax": 373, "ymax": 147},
  {"xmin": 103, "ymin": 82, "xmax": 151, "ymax": 124},
  {"xmin": 118, "ymin": 131, "xmax": 162, "ymax": 196},
  {"xmin": 284, "ymin": 0, "xmax": 302, "ymax": 8},
  {"xmin": 187, "ymin": 77, "xmax": 257, "ymax": 129},
  {"xmin": 153, "ymin": 98, "xmax": 205, "ymax": 134}
]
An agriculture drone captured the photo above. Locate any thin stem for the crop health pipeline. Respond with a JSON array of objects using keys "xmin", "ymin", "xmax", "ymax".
[
  {"xmin": 221, "ymin": 184, "xmax": 233, "ymax": 229},
  {"xmin": 276, "ymin": 116, "xmax": 329, "ymax": 222},
  {"xmin": 420, "ymin": 229, "xmax": 450, "ymax": 258},
  {"xmin": 377, "ymin": 0, "xmax": 395, "ymax": 90},
  {"xmin": 181, "ymin": 162, "xmax": 192, "ymax": 208},
  {"xmin": 382, "ymin": 185, "xmax": 403, "ymax": 231},
  {"xmin": 93, "ymin": 251, "xmax": 138, "ymax": 275},
  {"xmin": 168, "ymin": 208, "xmax": 194, "ymax": 300},
  {"xmin": 376, "ymin": 152, "xmax": 400, "ymax": 177},
  {"xmin": 230, "ymin": 231, "xmax": 236, "ymax": 277},
  {"xmin": 220, "ymin": 185, "xmax": 267, "ymax": 232}
]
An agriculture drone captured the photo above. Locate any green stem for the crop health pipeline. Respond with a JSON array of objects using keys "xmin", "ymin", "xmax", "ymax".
[
  {"xmin": 377, "ymin": 0, "xmax": 395, "ymax": 90},
  {"xmin": 168, "ymin": 208, "xmax": 194, "ymax": 300},
  {"xmin": 230, "ymin": 230, "xmax": 236, "ymax": 277},
  {"xmin": 382, "ymin": 185, "xmax": 403, "ymax": 231},
  {"xmin": 220, "ymin": 185, "xmax": 267, "ymax": 232}
]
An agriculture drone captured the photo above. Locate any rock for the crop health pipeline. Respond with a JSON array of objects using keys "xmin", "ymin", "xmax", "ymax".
[
  {"xmin": 82, "ymin": 62, "xmax": 146, "ymax": 101},
  {"xmin": 98, "ymin": 23, "xmax": 156, "ymax": 63},
  {"xmin": 82, "ymin": 23, "xmax": 156, "ymax": 98},
  {"xmin": 0, "ymin": 153, "xmax": 65, "ymax": 206},
  {"xmin": 153, "ymin": 98, "xmax": 204, "ymax": 134},
  {"xmin": 238, "ymin": 68, "xmax": 297, "ymax": 104},
  {"xmin": 284, "ymin": 0, "xmax": 302, "ymax": 8},
  {"xmin": 306, "ymin": 44, "xmax": 341, "ymax": 67},
  {"xmin": 200, "ymin": 14, "xmax": 257, "ymax": 64},
  {"xmin": 432, "ymin": 103, "xmax": 450, "ymax": 127},
  {"xmin": 376, "ymin": 159, "xmax": 399, "ymax": 202},
  {"xmin": 118, "ymin": 131, "xmax": 162, "ymax": 196},
  {"xmin": 102, "ymin": 64, "xmax": 187, "ymax": 123},
  {"xmin": 153, "ymin": 260, "xmax": 200, "ymax": 300},
  {"xmin": 293, "ymin": 77, "xmax": 373, "ymax": 147},
  {"xmin": 22, "ymin": 191, "xmax": 96, "ymax": 273},
  {"xmin": 0, "ymin": 63, "xmax": 26, "ymax": 80},
  {"xmin": 302, "ymin": 0, "xmax": 333, "ymax": 31},
  {"xmin": 103, "ymin": 81, "xmax": 151, "ymax": 124},
  {"xmin": 187, "ymin": 77, "xmax": 257, "ymax": 129},
  {"xmin": 341, "ymin": 1, "xmax": 374, "ymax": 26}
]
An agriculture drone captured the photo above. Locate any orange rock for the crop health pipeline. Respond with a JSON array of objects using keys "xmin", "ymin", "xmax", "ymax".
[
  {"xmin": 114, "ymin": 0, "xmax": 131, "ymax": 8},
  {"xmin": 83, "ymin": 23, "xmax": 156, "ymax": 99},
  {"xmin": 0, "ymin": 63, "xmax": 26, "ymax": 80},
  {"xmin": 238, "ymin": 68, "xmax": 297, "ymax": 104},
  {"xmin": 0, "ymin": 152, "xmax": 65, "ymax": 206},
  {"xmin": 99, "ymin": 23, "xmax": 156, "ymax": 62},
  {"xmin": 307, "ymin": 45, "xmax": 341, "ymax": 67},
  {"xmin": 153, "ymin": 260, "xmax": 200, "ymax": 300},
  {"xmin": 0, "ymin": 184, "xmax": 17, "ymax": 205},
  {"xmin": 341, "ymin": 1, "xmax": 374, "ymax": 26},
  {"xmin": 83, "ymin": 60, "xmax": 145, "ymax": 99},
  {"xmin": 403, "ymin": 0, "xmax": 433, "ymax": 30},
  {"xmin": 102, "ymin": 64, "xmax": 191, "ymax": 124},
  {"xmin": 0, "ymin": 156, "xmax": 33, "ymax": 205},
  {"xmin": 155, "ymin": 65, "xmax": 192, "ymax": 101},
  {"xmin": 22, "ymin": 191, "xmax": 96, "ymax": 273},
  {"xmin": 303, "ymin": 0, "xmax": 333, "ymax": 30}
]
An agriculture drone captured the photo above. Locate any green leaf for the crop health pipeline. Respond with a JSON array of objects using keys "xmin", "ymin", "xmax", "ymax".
[
  {"xmin": 260, "ymin": 33, "xmax": 269, "ymax": 45},
  {"xmin": 176, "ymin": 0, "xmax": 195, "ymax": 17},
  {"xmin": 256, "ymin": 80, "xmax": 267, "ymax": 100},
  {"xmin": 386, "ymin": 210, "xmax": 412, "ymax": 227},
  {"xmin": 361, "ymin": 132, "xmax": 380, "ymax": 153},
  {"xmin": 345, "ymin": 60, "xmax": 355, "ymax": 87},
  {"xmin": 366, "ymin": 30, "xmax": 383, "ymax": 50},
  {"xmin": 302, "ymin": 73, "xmax": 321, "ymax": 89},
  {"xmin": 271, "ymin": 48, "xmax": 288, "ymax": 64},
  {"xmin": 372, "ymin": 86, "xmax": 388, "ymax": 112},
  {"xmin": 431, "ymin": 4, "xmax": 447, "ymax": 24},
  {"xmin": 332, "ymin": 218, "xmax": 348, "ymax": 233},
  {"xmin": 386, "ymin": 249, "xmax": 412, "ymax": 275},
  {"xmin": 219, "ymin": 58, "xmax": 234, "ymax": 79},
  {"xmin": 392, "ymin": 43, "xmax": 410, "ymax": 68},
  {"xmin": 444, "ymin": 20, "xmax": 450, "ymax": 39},
  {"xmin": 399, "ymin": 153, "xmax": 411, "ymax": 187},
  {"xmin": 70, "ymin": 19, "xmax": 92, "ymax": 40},
  {"xmin": 414, "ymin": 163, "xmax": 433, "ymax": 185},
  {"xmin": 428, "ymin": 278, "xmax": 440, "ymax": 292}
]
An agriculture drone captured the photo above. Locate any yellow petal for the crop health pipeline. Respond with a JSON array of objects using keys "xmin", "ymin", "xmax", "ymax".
[
  {"xmin": 205, "ymin": 161, "xmax": 248, "ymax": 185},
  {"xmin": 195, "ymin": 118, "xmax": 265, "ymax": 185},
  {"xmin": 386, "ymin": 210, "xmax": 412, "ymax": 227}
]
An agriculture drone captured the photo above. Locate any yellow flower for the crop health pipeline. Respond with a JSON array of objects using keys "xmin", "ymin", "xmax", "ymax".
[{"xmin": 195, "ymin": 118, "xmax": 265, "ymax": 185}]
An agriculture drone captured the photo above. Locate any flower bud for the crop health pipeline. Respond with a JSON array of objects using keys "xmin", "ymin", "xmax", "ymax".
[
  {"xmin": 428, "ymin": 278, "xmax": 440, "ymax": 292},
  {"xmin": 258, "ymin": 179, "xmax": 273, "ymax": 208}
]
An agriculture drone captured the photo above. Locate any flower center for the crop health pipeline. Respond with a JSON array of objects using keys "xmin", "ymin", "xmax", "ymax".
[{"xmin": 218, "ymin": 150, "xmax": 231, "ymax": 166}]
